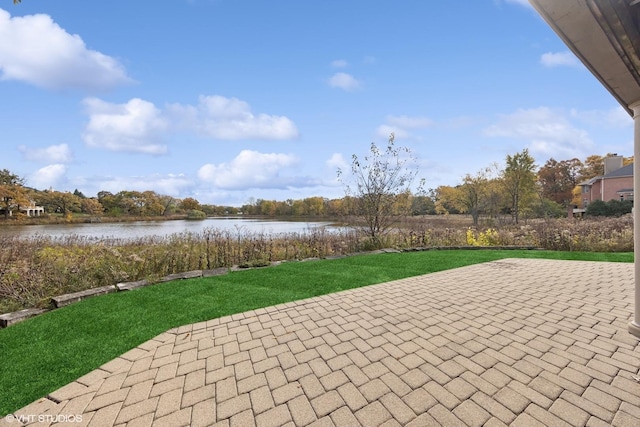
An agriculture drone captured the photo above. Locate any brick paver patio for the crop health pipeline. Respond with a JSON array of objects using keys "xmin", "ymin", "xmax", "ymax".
[{"xmin": 2, "ymin": 258, "xmax": 640, "ymax": 426}]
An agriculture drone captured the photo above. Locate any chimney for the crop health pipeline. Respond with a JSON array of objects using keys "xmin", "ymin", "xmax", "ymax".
[{"xmin": 604, "ymin": 154, "xmax": 623, "ymax": 175}]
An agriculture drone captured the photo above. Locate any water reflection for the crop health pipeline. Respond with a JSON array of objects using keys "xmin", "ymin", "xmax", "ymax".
[{"xmin": 0, "ymin": 218, "xmax": 339, "ymax": 240}]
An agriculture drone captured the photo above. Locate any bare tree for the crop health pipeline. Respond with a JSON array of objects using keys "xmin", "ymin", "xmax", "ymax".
[{"xmin": 338, "ymin": 133, "xmax": 423, "ymax": 244}]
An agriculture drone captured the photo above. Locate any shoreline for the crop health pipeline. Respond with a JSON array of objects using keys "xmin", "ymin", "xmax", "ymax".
[{"xmin": 0, "ymin": 214, "xmax": 344, "ymax": 228}]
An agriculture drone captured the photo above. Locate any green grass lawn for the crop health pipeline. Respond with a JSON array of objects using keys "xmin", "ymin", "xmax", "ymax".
[{"xmin": 0, "ymin": 250, "xmax": 633, "ymax": 415}]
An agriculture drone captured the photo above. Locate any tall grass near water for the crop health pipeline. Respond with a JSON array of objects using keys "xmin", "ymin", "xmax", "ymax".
[
  {"xmin": 0, "ymin": 216, "xmax": 633, "ymax": 314},
  {"xmin": 0, "ymin": 227, "xmax": 362, "ymax": 314}
]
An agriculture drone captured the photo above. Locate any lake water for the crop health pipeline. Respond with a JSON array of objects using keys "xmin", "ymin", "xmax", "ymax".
[{"xmin": 0, "ymin": 218, "xmax": 340, "ymax": 241}]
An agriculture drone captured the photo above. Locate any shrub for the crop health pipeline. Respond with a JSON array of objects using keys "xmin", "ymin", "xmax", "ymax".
[
  {"xmin": 586, "ymin": 200, "xmax": 608, "ymax": 216},
  {"xmin": 533, "ymin": 199, "xmax": 565, "ymax": 218},
  {"xmin": 186, "ymin": 209, "xmax": 207, "ymax": 220},
  {"xmin": 466, "ymin": 228, "xmax": 500, "ymax": 246},
  {"xmin": 586, "ymin": 199, "xmax": 633, "ymax": 217}
]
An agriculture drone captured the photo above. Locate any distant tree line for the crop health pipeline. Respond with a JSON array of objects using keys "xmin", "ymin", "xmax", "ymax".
[
  {"xmin": 0, "ymin": 176, "xmax": 242, "ymax": 220},
  {"xmin": 0, "ymin": 152, "xmax": 632, "ymax": 223}
]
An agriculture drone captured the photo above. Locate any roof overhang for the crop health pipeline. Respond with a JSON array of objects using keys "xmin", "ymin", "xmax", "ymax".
[
  {"xmin": 529, "ymin": 0, "xmax": 640, "ymax": 116},
  {"xmin": 578, "ymin": 176, "xmax": 602, "ymax": 186}
]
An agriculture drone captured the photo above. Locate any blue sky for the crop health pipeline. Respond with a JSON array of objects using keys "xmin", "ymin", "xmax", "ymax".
[{"xmin": 0, "ymin": 0, "xmax": 634, "ymax": 206}]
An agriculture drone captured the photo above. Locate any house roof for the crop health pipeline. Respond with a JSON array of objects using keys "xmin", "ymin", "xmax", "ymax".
[
  {"xmin": 577, "ymin": 163, "xmax": 633, "ymax": 187},
  {"xmin": 578, "ymin": 176, "xmax": 601, "ymax": 187},
  {"xmin": 604, "ymin": 162, "xmax": 634, "ymax": 178}
]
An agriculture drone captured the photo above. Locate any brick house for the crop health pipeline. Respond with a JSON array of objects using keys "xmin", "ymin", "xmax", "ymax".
[{"xmin": 578, "ymin": 156, "xmax": 633, "ymax": 209}]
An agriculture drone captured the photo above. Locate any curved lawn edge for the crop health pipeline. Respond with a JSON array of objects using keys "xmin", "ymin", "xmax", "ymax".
[{"xmin": 0, "ymin": 249, "xmax": 632, "ymax": 415}]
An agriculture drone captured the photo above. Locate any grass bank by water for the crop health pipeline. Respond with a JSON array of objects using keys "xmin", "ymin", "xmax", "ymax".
[{"xmin": 0, "ymin": 249, "xmax": 633, "ymax": 415}]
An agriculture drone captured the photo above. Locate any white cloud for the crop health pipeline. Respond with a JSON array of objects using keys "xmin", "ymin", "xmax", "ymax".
[
  {"xmin": 198, "ymin": 150, "xmax": 316, "ymax": 190},
  {"xmin": 328, "ymin": 72, "xmax": 361, "ymax": 91},
  {"xmin": 331, "ymin": 59, "xmax": 348, "ymax": 68},
  {"xmin": 28, "ymin": 164, "xmax": 66, "ymax": 189},
  {"xmin": 484, "ymin": 107, "xmax": 594, "ymax": 158},
  {"xmin": 326, "ymin": 153, "xmax": 350, "ymax": 187},
  {"xmin": 0, "ymin": 9, "xmax": 132, "ymax": 90},
  {"xmin": 502, "ymin": 0, "xmax": 533, "ymax": 8},
  {"xmin": 376, "ymin": 114, "xmax": 433, "ymax": 139},
  {"xmin": 18, "ymin": 143, "xmax": 73, "ymax": 163},
  {"xmin": 82, "ymin": 95, "xmax": 298, "ymax": 153},
  {"xmin": 540, "ymin": 51, "xmax": 580, "ymax": 68},
  {"xmin": 82, "ymin": 97, "xmax": 169, "ymax": 154},
  {"xmin": 168, "ymin": 95, "xmax": 299, "ymax": 140},
  {"xmin": 376, "ymin": 124, "xmax": 410, "ymax": 139},
  {"xmin": 326, "ymin": 153, "xmax": 349, "ymax": 171},
  {"xmin": 386, "ymin": 115, "xmax": 434, "ymax": 129},
  {"xmin": 138, "ymin": 174, "xmax": 192, "ymax": 197}
]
